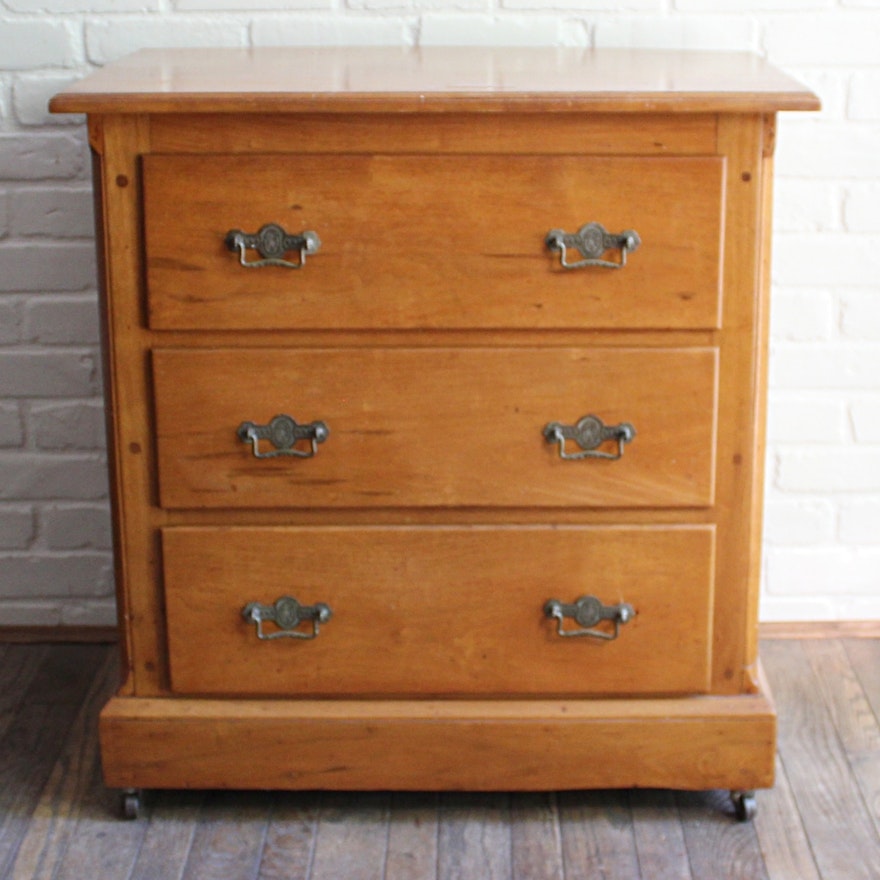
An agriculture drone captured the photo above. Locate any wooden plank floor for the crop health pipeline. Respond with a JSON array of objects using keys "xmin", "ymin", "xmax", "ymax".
[{"xmin": 0, "ymin": 639, "xmax": 878, "ymax": 880}]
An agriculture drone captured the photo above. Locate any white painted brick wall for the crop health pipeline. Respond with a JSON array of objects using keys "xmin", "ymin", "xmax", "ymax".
[{"xmin": 1, "ymin": 1, "xmax": 878, "ymax": 626}]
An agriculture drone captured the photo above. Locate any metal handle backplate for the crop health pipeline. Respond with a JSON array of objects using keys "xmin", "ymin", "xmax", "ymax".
[
  {"xmin": 546, "ymin": 222, "xmax": 640, "ymax": 270},
  {"xmin": 544, "ymin": 595, "xmax": 635, "ymax": 640},
  {"xmin": 544, "ymin": 415, "xmax": 635, "ymax": 461},
  {"xmin": 237, "ymin": 414, "xmax": 329, "ymax": 459},
  {"xmin": 242, "ymin": 595, "xmax": 333, "ymax": 641},
  {"xmin": 225, "ymin": 223, "xmax": 321, "ymax": 269}
]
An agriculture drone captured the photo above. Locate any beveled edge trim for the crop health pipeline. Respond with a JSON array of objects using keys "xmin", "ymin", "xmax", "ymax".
[
  {"xmin": 50, "ymin": 91, "xmax": 821, "ymax": 116},
  {"xmin": 49, "ymin": 47, "xmax": 821, "ymax": 118}
]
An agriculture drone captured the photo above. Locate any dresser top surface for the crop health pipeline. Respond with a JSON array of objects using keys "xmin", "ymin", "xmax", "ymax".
[{"xmin": 51, "ymin": 47, "xmax": 819, "ymax": 115}]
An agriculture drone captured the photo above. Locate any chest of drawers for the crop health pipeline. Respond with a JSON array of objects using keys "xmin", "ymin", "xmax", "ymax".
[{"xmin": 52, "ymin": 47, "xmax": 818, "ymax": 818}]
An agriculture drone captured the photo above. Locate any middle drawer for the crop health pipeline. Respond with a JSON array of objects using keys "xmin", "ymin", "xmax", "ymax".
[{"xmin": 153, "ymin": 346, "xmax": 717, "ymax": 510}]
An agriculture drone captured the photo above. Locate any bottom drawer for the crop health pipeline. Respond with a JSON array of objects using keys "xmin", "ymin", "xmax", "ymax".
[{"xmin": 162, "ymin": 525, "xmax": 714, "ymax": 697}]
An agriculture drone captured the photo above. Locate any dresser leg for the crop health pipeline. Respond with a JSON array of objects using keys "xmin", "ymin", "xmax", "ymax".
[
  {"xmin": 121, "ymin": 788, "xmax": 143, "ymax": 820},
  {"xmin": 730, "ymin": 789, "xmax": 757, "ymax": 822}
]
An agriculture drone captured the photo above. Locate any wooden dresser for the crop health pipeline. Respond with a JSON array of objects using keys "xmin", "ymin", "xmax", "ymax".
[{"xmin": 51, "ymin": 48, "xmax": 818, "ymax": 820}]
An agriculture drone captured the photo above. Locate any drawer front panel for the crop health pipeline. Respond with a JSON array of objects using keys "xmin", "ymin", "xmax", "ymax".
[
  {"xmin": 162, "ymin": 525, "xmax": 714, "ymax": 697},
  {"xmin": 143, "ymin": 153, "xmax": 724, "ymax": 330},
  {"xmin": 153, "ymin": 347, "xmax": 717, "ymax": 510}
]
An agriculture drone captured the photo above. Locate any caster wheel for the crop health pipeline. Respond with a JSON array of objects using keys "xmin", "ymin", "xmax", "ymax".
[
  {"xmin": 121, "ymin": 788, "xmax": 142, "ymax": 820},
  {"xmin": 731, "ymin": 790, "xmax": 757, "ymax": 822}
]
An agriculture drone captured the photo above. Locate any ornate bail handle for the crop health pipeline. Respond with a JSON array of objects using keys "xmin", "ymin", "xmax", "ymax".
[
  {"xmin": 544, "ymin": 595, "xmax": 635, "ymax": 640},
  {"xmin": 546, "ymin": 222, "xmax": 640, "ymax": 270},
  {"xmin": 237, "ymin": 414, "xmax": 329, "ymax": 460},
  {"xmin": 225, "ymin": 223, "xmax": 321, "ymax": 269},
  {"xmin": 543, "ymin": 415, "xmax": 635, "ymax": 461},
  {"xmin": 242, "ymin": 595, "xmax": 333, "ymax": 641}
]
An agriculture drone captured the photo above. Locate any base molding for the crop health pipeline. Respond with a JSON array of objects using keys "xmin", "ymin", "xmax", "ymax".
[
  {"xmin": 759, "ymin": 620, "xmax": 880, "ymax": 639},
  {"xmin": 100, "ymin": 689, "xmax": 776, "ymax": 793}
]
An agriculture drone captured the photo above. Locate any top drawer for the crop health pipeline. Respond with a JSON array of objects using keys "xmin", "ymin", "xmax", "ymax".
[{"xmin": 143, "ymin": 153, "xmax": 724, "ymax": 331}]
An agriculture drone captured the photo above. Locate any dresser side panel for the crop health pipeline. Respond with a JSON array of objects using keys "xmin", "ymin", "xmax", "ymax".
[
  {"xmin": 89, "ymin": 120, "xmax": 134, "ymax": 695},
  {"xmin": 96, "ymin": 114, "xmax": 166, "ymax": 697},
  {"xmin": 712, "ymin": 114, "xmax": 768, "ymax": 695},
  {"xmin": 743, "ymin": 116, "xmax": 777, "ymax": 690}
]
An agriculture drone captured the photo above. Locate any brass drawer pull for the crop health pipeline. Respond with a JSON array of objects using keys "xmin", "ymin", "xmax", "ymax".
[
  {"xmin": 242, "ymin": 595, "xmax": 332, "ymax": 641},
  {"xmin": 237, "ymin": 414, "xmax": 329, "ymax": 459},
  {"xmin": 544, "ymin": 596, "xmax": 635, "ymax": 640},
  {"xmin": 225, "ymin": 223, "xmax": 321, "ymax": 269},
  {"xmin": 546, "ymin": 222, "xmax": 640, "ymax": 270},
  {"xmin": 543, "ymin": 415, "xmax": 635, "ymax": 461}
]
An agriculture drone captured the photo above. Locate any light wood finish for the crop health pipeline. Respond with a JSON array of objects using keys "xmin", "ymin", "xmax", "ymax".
[
  {"xmin": 153, "ymin": 347, "xmax": 718, "ymax": 510},
  {"xmin": 162, "ymin": 525, "xmax": 715, "ymax": 697},
  {"xmin": 49, "ymin": 47, "xmax": 821, "ymax": 115},
  {"xmin": 144, "ymin": 154, "xmax": 724, "ymax": 331},
  {"xmin": 4, "ymin": 639, "xmax": 878, "ymax": 877},
  {"xmin": 49, "ymin": 49, "xmax": 818, "ymax": 800}
]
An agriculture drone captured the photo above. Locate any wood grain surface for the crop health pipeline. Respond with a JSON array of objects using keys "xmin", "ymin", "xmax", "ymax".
[
  {"xmin": 153, "ymin": 346, "xmax": 718, "ymax": 510},
  {"xmin": 161, "ymin": 525, "xmax": 714, "ymax": 697},
  {"xmin": 49, "ymin": 47, "xmax": 820, "ymax": 115},
  {"xmin": 96, "ymin": 691, "xmax": 775, "ymax": 792},
  {"xmin": 143, "ymin": 154, "xmax": 724, "ymax": 332}
]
